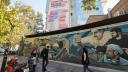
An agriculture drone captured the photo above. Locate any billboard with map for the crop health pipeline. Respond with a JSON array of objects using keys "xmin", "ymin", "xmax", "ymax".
[{"xmin": 47, "ymin": 0, "xmax": 70, "ymax": 31}]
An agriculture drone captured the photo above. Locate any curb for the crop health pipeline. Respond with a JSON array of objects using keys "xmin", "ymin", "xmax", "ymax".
[{"xmin": 49, "ymin": 60, "xmax": 125, "ymax": 72}]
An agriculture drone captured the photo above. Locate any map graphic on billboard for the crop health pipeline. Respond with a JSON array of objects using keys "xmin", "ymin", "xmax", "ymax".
[{"xmin": 47, "ymin": 0, "xmax": 70, "ymax": 30}]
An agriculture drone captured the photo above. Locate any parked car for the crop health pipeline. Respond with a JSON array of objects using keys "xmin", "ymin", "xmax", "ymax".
[{"xmin": 9, "ymin": 47, "xmax": 18, "ymax": 54}]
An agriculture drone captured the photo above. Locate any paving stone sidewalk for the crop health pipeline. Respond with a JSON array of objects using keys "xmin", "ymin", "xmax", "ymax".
[
  {"xmin": 36, "ymin": 59, "xmax": 125, "ymax": 72},
  {"xmin": 0, "ymin": 56, "xmax": 126, "ymax": 72}
]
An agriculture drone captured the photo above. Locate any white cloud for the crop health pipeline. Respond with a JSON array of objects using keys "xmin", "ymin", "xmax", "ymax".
[{"xmin": 104, "ymin": 0, "xmax": 120, "ymax": 14}]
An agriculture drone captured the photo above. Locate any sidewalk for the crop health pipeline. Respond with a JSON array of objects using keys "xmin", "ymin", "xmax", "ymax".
[
  {"xmin": 36, "ymin": 59, "xmax": 125, "ymax": 72},
  {"xmin": 0, "ymin": 56, "xmax": 126, "ymax": 72}
]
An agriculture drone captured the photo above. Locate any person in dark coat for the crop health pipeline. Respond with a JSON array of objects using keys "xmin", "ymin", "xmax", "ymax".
[
  {"xmin": 41, "ymin": 46, "xmax": 49, "ymax": 72},
  {"xmin": 82, "ymin": 47, "xmax": 92, "ymax": 72},
  {"xmin": 0, "ymin": 49, "xmax": 8, "ymax": 72}
]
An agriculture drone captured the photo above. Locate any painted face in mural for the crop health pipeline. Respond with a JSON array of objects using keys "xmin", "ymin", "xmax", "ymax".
[
  {"xmin": 106, "ymin": 48, "xmax": 115, "ymax": 58},
  {"xmin": 93, "ymin": 29, "xmax": 104, "ymax": 40},
  {"xmin": 111, "ymin": 31, "xmax": 118, "ymax": 38},
  {"xmin": 125, "ymin": 48, "xmax": 128, "ymax": 55},
  {"xmin": 111, "ymin": 27, "xmax": 122, "ymax": 39}
]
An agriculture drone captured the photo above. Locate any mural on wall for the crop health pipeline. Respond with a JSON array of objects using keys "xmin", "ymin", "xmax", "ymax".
[
  {"xmin": 24, "ymin": 22, "xmax": 128, "ymax": 70},
  {"xmin": 47, "ymin": 22, "xmax": 128, "ymax": 70}
]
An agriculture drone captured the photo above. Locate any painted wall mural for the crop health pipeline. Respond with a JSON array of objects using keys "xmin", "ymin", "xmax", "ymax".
[{"xmin": 25, "ymin": 22, "xmax": 128, "ymax": 71}]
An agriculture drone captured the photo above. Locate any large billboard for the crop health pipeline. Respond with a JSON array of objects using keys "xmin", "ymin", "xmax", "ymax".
[{"xmin": 47, "ymin": 0, "xmax": 70, "ymax": 31}]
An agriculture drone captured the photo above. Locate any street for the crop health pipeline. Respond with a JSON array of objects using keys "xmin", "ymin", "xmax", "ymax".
[
  {"xmin": 36, "ymin": 59, "xmax": 125, "ymax": 72},
  {"xmin": 0, "ymin": 55, "xmax": 126, "ymax": 72}
]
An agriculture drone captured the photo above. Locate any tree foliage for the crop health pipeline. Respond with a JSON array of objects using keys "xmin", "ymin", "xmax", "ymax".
[
  {"xmin": 15, "ymin": 3, "xmax": 37, "ymax": 33},
  {"xmin": 82, "ymin": 0, "xmax": 99, "ymax": 11},
  {"xmin": 0, "ymin": 0, "xmax": 10, "ymax": 5},
  {"xmin": 0, "ymin": 1, "xmax": 37, "ymax": 47},
  {"xmin": 34, "ymin": 12, "xmax": 44, "ymax": 33}
]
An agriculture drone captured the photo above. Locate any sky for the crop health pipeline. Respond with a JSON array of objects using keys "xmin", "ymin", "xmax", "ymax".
[
  {"xmin": 10, "ymin": 0, "xmax": 47, "ymax": 13},
  {"xmin": 10, "ymin": 0, "xmax": 47, "ymax": 23},
  {"xmin": 104, "ymin": 0, "xmax": 120, "ymax": 14},
  {"xmin": 10, "ymin": 0, "xmax": 120, "ymax": 25},
  {"xmin": 10, "ymin": 0, "xmax": 119, "ymax": 14}
]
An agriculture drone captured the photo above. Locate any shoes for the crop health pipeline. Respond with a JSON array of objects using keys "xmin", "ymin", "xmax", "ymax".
[
  {"xmin": 45, "ymin": 67, "xmax": 47, "ymax": 71},
  {"xmin": 43, "ymin": 67, "xmax": 47, "ymax": 72}
]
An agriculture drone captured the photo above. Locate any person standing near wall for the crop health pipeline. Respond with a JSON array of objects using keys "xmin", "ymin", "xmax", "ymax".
[
  {"xmin": 82, "ymin": 46, "xmax": 92, "ymax": 72},
  {"xmin": 41, "ymin": 46, "xmax": 49, "ymax": 72},
  {"xmin": 31, "ymin": 48, "xmax": 38, "ymax": 72}
]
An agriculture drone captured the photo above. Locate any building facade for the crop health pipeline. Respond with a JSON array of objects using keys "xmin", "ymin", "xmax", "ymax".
[
  {"xmin": 86, "ymin": 0, "xmax": 128, "ymax": 24},
  {"xmin": 86, "ymin": 15, "xmax": 107, "ymax": 24},
  {"xmin": 110, "ymin": 0, "xmax": 128, "ymax": 17}
]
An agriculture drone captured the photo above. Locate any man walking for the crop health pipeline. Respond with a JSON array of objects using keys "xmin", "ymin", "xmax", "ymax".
[
  {"xmin": 41, "ymin": 46, "xmax": 49, "ymax": 72},
  {"xmin": 82, "ymin": 47, "xmax": 92, "ymax": 72}
]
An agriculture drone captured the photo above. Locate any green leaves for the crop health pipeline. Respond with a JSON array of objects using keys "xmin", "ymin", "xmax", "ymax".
[
  {"xmin": 82, "ymin": 0, "xmax": 99, "ymax": 11},
  {"xmin": 0, "ymin": 0, "xmax": 10, "ymax": 6},
  {"xmin": 0, "ymin": 1, "xmax": 35, "ymax": 46}
]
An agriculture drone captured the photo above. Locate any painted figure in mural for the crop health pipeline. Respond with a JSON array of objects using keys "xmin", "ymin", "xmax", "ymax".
[
  {"xmin": 121, "ymin": 48, "xmax": 128, "ymax": 60},
  {"xmin": 106, "ymin": 27, "xmax": 128, "ymax": 60},
  {"xmin": 81, "ymin": 28, "xmax": 112, "ymax": 49},
  {"xmin": 74, "ymin": 33, "xmax": 82, "ymax": 52},
  {"xmin": 51, "ymin": 42, "xmax": 61, "ymax": 59},
  {"xmin": 64, "ymin": 38, "xmax": 70, "ymax": 55},
  {"xmin": 107, "ymin": 27, "xmax": 128, "ymax": 48},
  {"xmin": 98, "ymin": 44, "xmax": 128, "ymax": 65},
  {"xmin": 75, "ymin": 33, "xmax": 89, "ymax": 58},
  {"xmin": 41, "ymin": 46, "xmax": 49, "ymax": 72},
  {"xmin": 82, "ymin": 46, "xmax": 92, "ymax": 72},
  {"xmin": 81, "ymin": 28, "xmax": 112, "ymax": 61}
]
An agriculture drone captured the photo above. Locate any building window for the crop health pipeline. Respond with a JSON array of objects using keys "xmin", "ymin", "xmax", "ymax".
[
  {"xmin": 114, "ymin": 11, "xmax": 120, "ymax": 17},
  {"xmin": 71, "ymin": 5, "xmax": 73, "ymax": 8},
  {"xmin": 114, "ymin": 10, "xmax": 125, "ymax": 17},
  {"xmin": 119, "ymin": 9, "xmax": 125, "ymax": 15},
  {"xmin": 125, "ymin": 10, "xmax": 128, "ymax": 14}
]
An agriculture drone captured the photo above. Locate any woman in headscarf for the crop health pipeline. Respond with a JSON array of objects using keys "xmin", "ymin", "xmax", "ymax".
[{"xmin": 29, "ymin": 48, "xmax": 38, "ymax": 72}]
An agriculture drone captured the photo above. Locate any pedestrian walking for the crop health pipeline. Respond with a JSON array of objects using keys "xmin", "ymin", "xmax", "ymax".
[
  {"xmin": 82, "ymin": 47, "xmax": 92, "ymax": 72},
  {"xmin": 28, "ymin": 48, "xmax": 38, "ymax": 72},
  {"xmin": 41, "ymin": 46, "xmax": 49, "ymax": 72}
]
